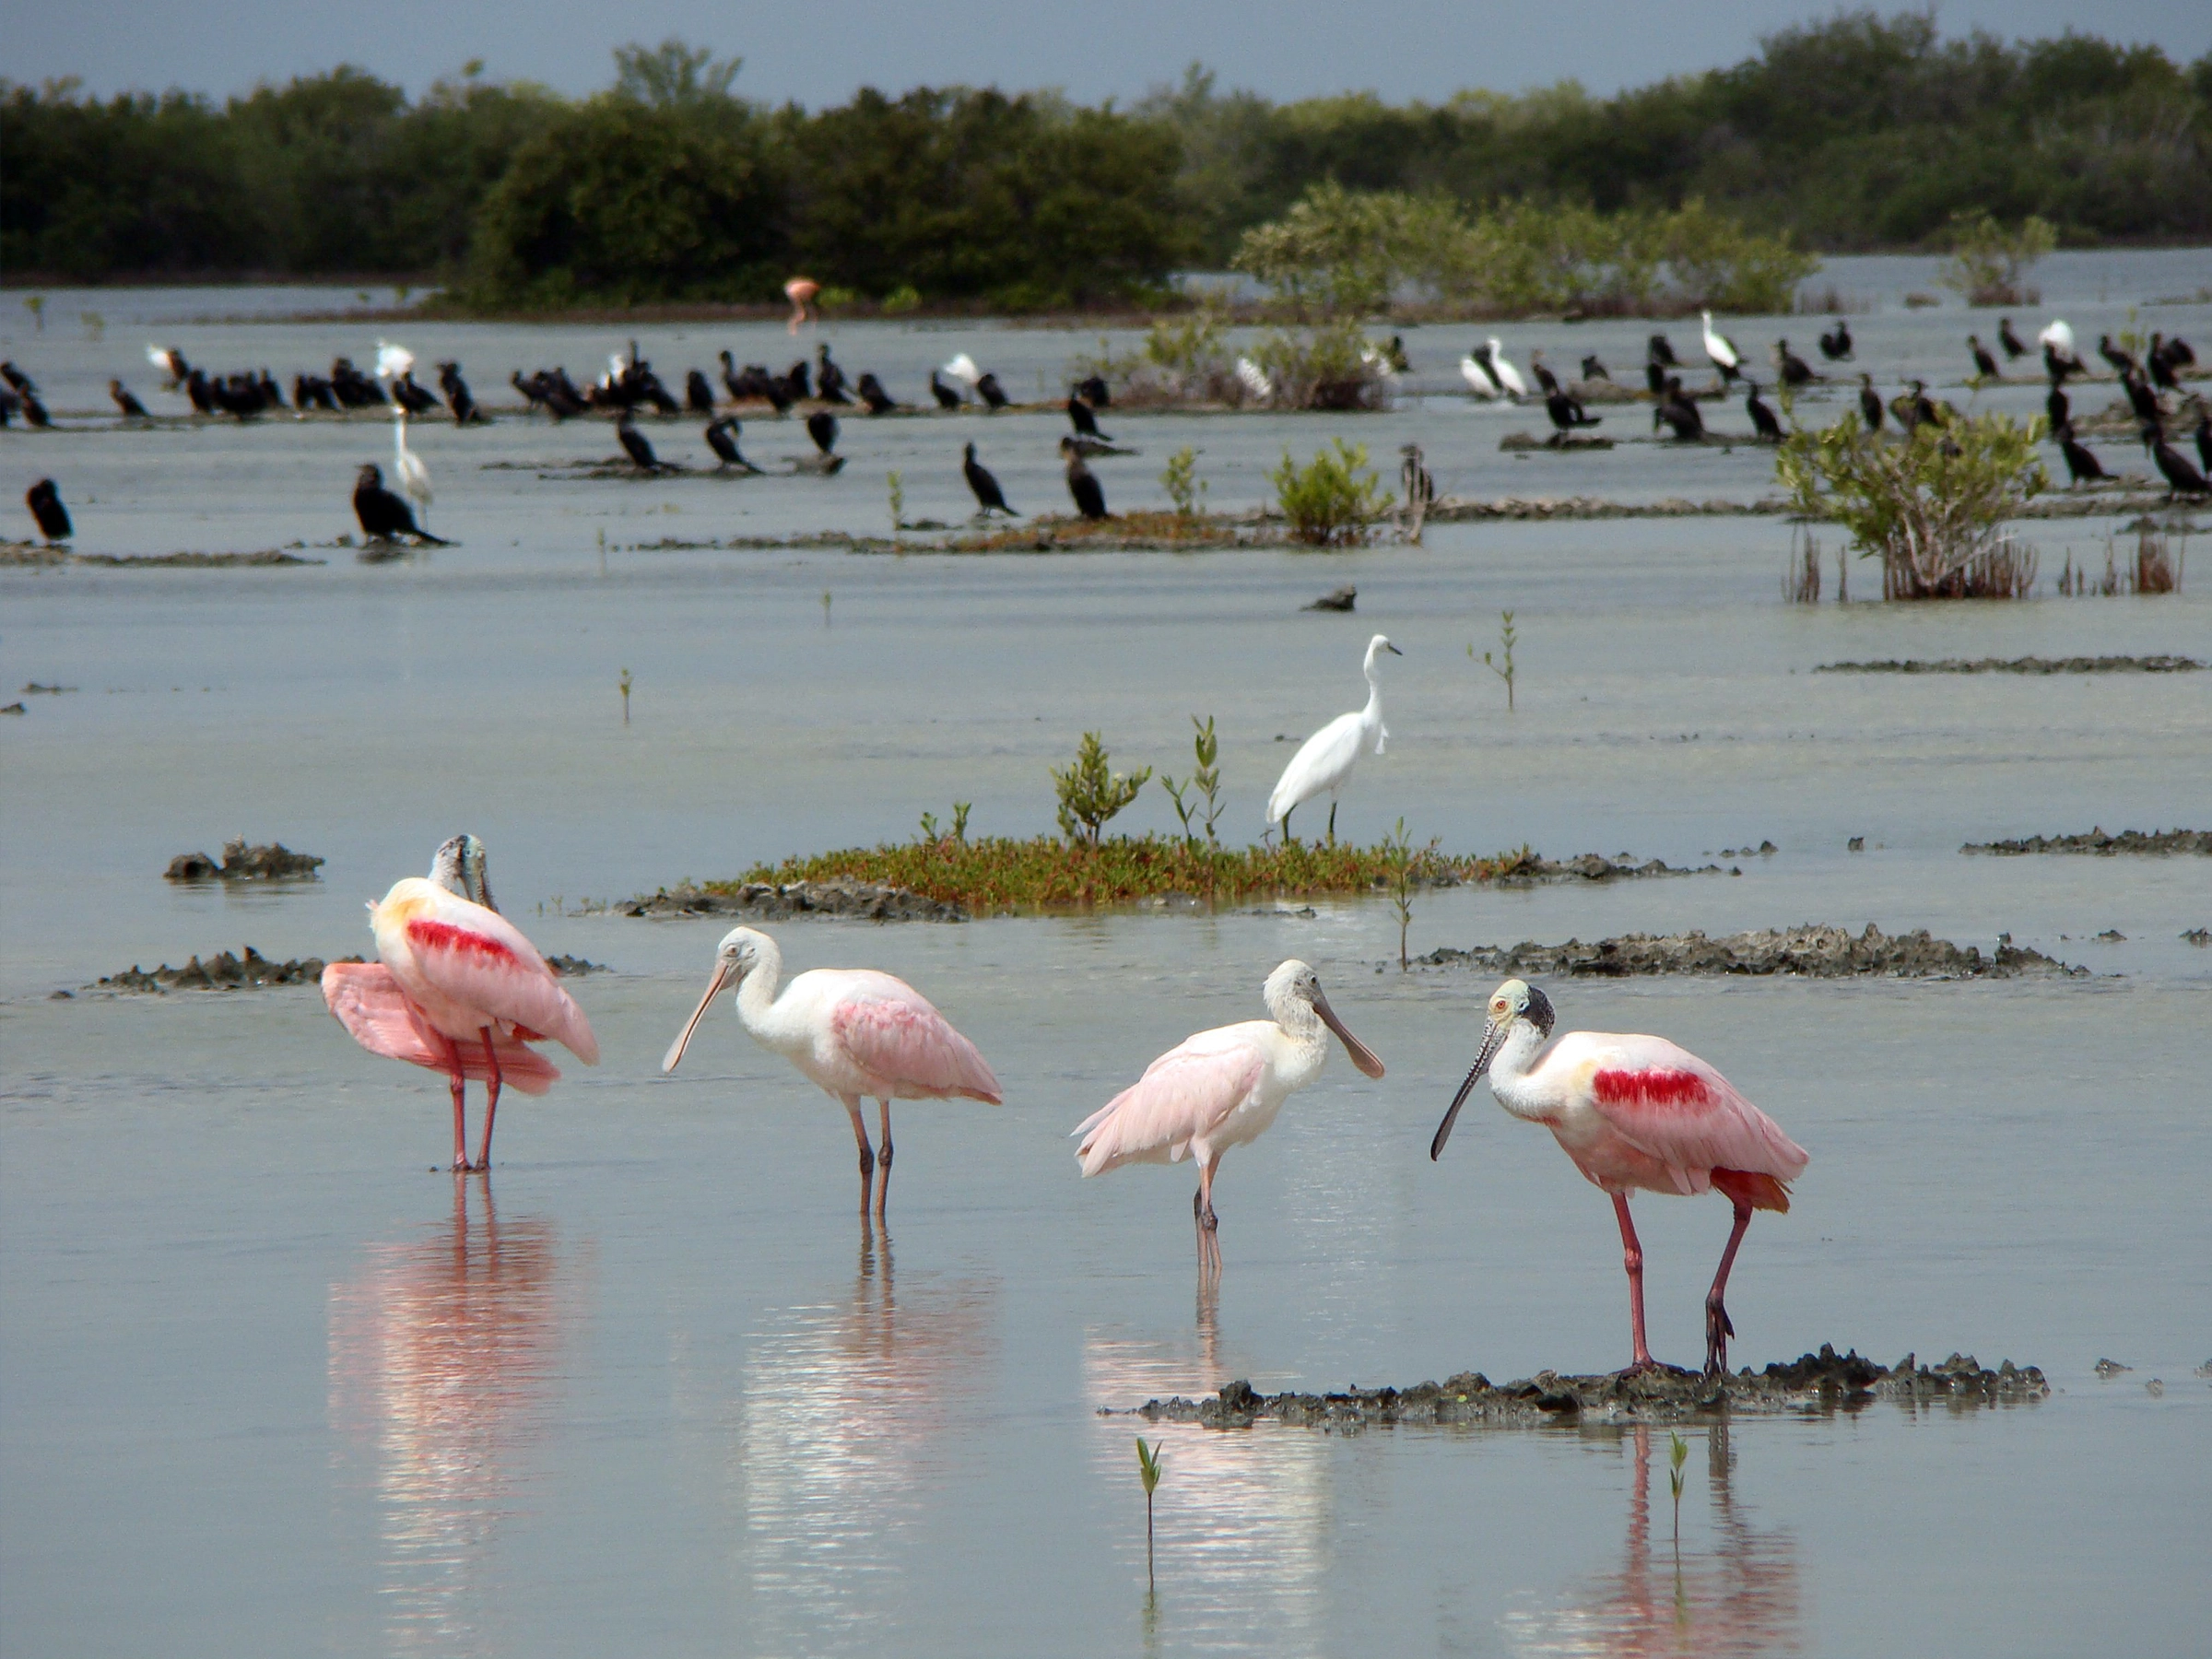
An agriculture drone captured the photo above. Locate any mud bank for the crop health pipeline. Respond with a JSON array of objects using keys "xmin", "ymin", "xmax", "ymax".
[
  {"xmin": 1124, "ymin": 1347, "xmax": 2049, "ymax": 1430},
  {"xmin": 1427, "ymin": 494, "xmax": 1788, "ymax": 522},
  {"xmin": 1818, "ymin": 654, "xmax": 2203, "ymax": 675},
  {"xmin": 1963, "ymin": 827, "xmax": 2211, "ymax": 855},
  {"xmin": 165, "ymin": 839, "xmax": 324, "ymax": 881},
  {"xmin": 81, "ymin": 947, "xmax": 603, "ymax": 994},
  {"xmin": 622, "ymin": 879, "xmax": 965, "ymax": 922},
  {"xmin": 0, "ymin": 547, "xmax": 319, "ymax": 568},
  {"xmin": 1417, "ymin": 923, "xmax": 2083, "ymax": 979}
]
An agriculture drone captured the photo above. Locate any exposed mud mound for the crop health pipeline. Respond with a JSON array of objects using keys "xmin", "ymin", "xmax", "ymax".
[
  {"xmin": 2, "ymin": 547, "xmax": 318, "ymax": 568},
  {"xmin": 1429, "ymin": 495, "xmax": 1788, "ymax": 522},
  {"xmin": 1417, "ymin": 923, "xmax": 2083, "ymax": 979},
  {"xmin": 622, "ymin": 878, "xmax": 966, "ymax": 923},
  {"xmin": 165, "ymin": 839, "xmax": 324, "ymax": 881},
  {"xmin": 544, "ymin": 955, "xmax": 606, "ymax": 975},
  {"xmin": 1124, "ymin": 1347, "xmax": 2049, "ymax": 1429},
  {"xmin": 1964, "ymin": 827, "xmax": 2211, "ymax": 856},
  {"xmin": 1819, "ymin": 654, "xmax": 2202, "ymax": 675},
  {"xmin": 92, "ymin": 947, "xmax": 360, "ymax": 993},
  {"xmin": 1451, "ymin": 851, "xmax": 1723, "ymax": 888}
]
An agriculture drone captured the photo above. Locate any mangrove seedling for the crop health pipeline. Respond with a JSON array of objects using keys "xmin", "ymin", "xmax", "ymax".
[
  {"xmin": 618, "ymin": 666, "xmax": 632, "ymax": 725},
  {"xmin": 1159, "ymin": 714, "xmax": 1226, "ymax": 850},
  {"xmin": 1052, "ymin": 733, "xmax": 1151, "ymax": 847},
  {"xmin": 1135, "ymin": 1436, "xmax": 1164, "ymax": 1590},
  {"xmin": 1475, "ymin": 611, "xmax": 1518, "ymax": 710},
  {"xmin": 1936, "ymin": 210, "xmax": 2055, "ymax": 308},
  {"xmin": 887, "ymin": 470, "xmax": 904, "ymax": 535},
  {"xmin": 1268, "ymin": 440, "xmax": 1391, "ymax": 547},
  {"xmin": 1161, "ymin": 447, "xmax": 1206, "ymax": 518},
  {"xmin": 1668, "ymin": 1430, "xmax": 1689, "ymax": 1543},
  {"xmin": 1385, "ymin": 818, "xmax": 1417, "ymax": 969}
]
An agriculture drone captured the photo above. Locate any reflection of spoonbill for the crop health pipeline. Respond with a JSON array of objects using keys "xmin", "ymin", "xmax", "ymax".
[
  {"xmin": 663, "ymin": 927, "xmax": 1002, "ymax": 1218},
  {"xmin": 1265, "ymin": 632, "xmax": 1401, "ymax": 844},
  {"xmin": 1701, "ymin": 311, "xmax": 1742, "ymax": 382},
  {"xmin": 392, "ymin": 408, "xmax": 432, "ymax": 527},
  {"xmin": 324, "ymin": 835, "xmax": 599, "ymax": 1171},
  {"xmin": 1075, "ymin": 960, "xmax": 1384, "ymax": 1275},
  {"xmin": 1486, "ymin": 337, "xmax": 1529, "ymax": 397},
  {"xmin": 784, "ymin": 276, "xmax": 820, "ymax": 333},
  {"xmin": 1431, "ymin": 979, "xmax": 1807, "ymax": 1375}
]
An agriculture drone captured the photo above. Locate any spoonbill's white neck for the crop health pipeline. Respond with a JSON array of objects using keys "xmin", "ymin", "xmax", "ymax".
[
  {"xmin": 732, "ymin": 935, "xmax": 788, "ymax": 1032},
  {"xmin": 1486, "ymin": 1019, "xmax": 1552, "ymax": 1119}
]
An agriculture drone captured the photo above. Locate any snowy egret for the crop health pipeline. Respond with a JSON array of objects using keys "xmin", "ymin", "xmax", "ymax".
[
  {"xmin": 1460, "ymin": 352, "xmax": 1505, "ymax": 399},
  {"xmin": 391, "ymin": 408, "xmax": 432, "ymax": 527},
  {"xmin": 1265, "ymin": 633, "xmax": 1401, "ymax": 844},
  {"xmin": 1700, "ymin": 312, "xmax": 1742, "ymax": 382},
  {"xmin": 1486, "ymin": 338, "xmax": 1529, "ymax": 398}
]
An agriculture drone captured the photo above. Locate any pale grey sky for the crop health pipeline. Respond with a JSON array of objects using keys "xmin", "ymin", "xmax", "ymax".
[{"xmin": 5, "ymin": 0, "xmax": 2206, "ymax": 106}]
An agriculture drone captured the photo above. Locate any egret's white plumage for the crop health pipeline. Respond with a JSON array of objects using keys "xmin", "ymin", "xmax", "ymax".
[
  {"xmin": 1486, "ymin": 338, "xmax": 1529, "ymax": 398},
  {"xmin": 145, "ymin": 345, "xmax": 187, "ymax": 387},
  {"xmin": 1074, "ymin": 959, "xmax": 1385, "ymax": 1272},
  {"xmin": 1265, "ymin": 633, "xmax": 1401, "ymax": 841},
  {"xmin": 376, "ymin": 340, "xmax": 415, "ymax": 382},
  {"xmin": 941, "ymin": 352, "xmax": 982, "ymax": 388},
  {"xmin": 662, "ymin": 925, "xmax": 1001, "ymax": 1217},
  {"xmin": 2038, "ymin": 319, "xmax": 2076, "ymax": 357},
  {"xmin": 1701, "ymin": 311, "xmax": 1741, "ymax": 376},
  {"xmin": 392, "ymin": 409, "xmax": 432, "ymax": 526},
  {"xmin": 1460, "ymin": 351, "xmax": 1505, "ymax": 399},
  {"xmin": 1234, "ymin": 357, "xmax": 1274, "ymax": 402}
]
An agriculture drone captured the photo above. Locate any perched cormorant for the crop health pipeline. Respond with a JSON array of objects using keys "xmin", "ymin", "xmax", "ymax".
[
  {"xmin": 353, "ymin": 464, "xmax": 447, "ymax": 544},
  {"xmin": 1997, "ymin": 318, "xmax": 2027, "ymax": 359},
  {"xmin": 2045, "ymin": 382, "xmax": 2070, "ymax": 432},
  {"xmin": 389, "ymin": 372, "xmax": 440, "ymax": 416},
  {"xmin": 806, "ymin": 410, "xmax": 839, "ymax": 455},
  {"xmin": 2053, "ymin": 425, "xmax": 2106, "ymax": 485},
  {"xmin": 963, "ymin": 442, "xmax": 1014, "ymax": 516},
  {"xmin": 297, "ymin": 372, "xmax": 338, "ymax": 412},
  {"xmin": 1744, "ymin": 381, "xmax": 1783, "ymax": 441},
  {"xmin": 855, "ymin": 373, "xmax": 897, "ymax": 415},
  {"xmin": 1528, "ymin": 350, "xmax": 1560, "ymax": 397},
  {"xmin": 720, "ymin": 351, "xmax": 748, "ymax": 404},
  {"xmin": 110, "ymin": 380, "xmax": 150, "ymax": 419},
  {"xmin": 1060, "ymin": 437, "xmax": 1107, "ymax": 519},
  {"xmin": 2147, "ymin": 335, "xmax": 2181, "ymax": 391},
  {"xmin": 1647, "ymin": 333, "xmax": 1678, "ymax": 368},
  {"xmin": 331, "ymin": 358, "xmax": 386, "ymax": 406},
  {"xmin": 25, "ymin": 478, "xmax": 72, "ymax": 543},
  {"xmin": 258, "ymin": 370, "xmax": 287, "ymax": 410},
  {"xmin": 1653, "ymin": 377, "xmax": 1703, "ymax": 440},
  {"xmin": 1065, "ymin": 395, "xmax": 1110, "ymax": 440},
  {"xmin": 2144, "ymin": 425, "xmax": 2209, "ymax": 496},
  {"xmin": 686, "ymin": 369, "xmax": 717, "ymax": 414},
  {"xmin": 2, "ymin": 362, "xmax": 38, "ymax": 396},
  {"xmin": 1904, "ymin": 380, "xmax": 1943, "ymax": 432},
  {"xmin": 2120, "ymin": 370, "xmax": 2164, "ymax": 429},
  {"xmin": 2041, "ymin": 340, "xmax": 2082, "ymax": 384},
  {"xmin": 1818, "ymin": 319, "xmax": 1853, "ymax": 360},
  {"xmin": 617, "ymin": 412, "xmax": 665, "ymax": 473},
  {"xmin": 1774, "ymin": 340, "xmax": 1815, "ymax": 387},
  {"xmin": 1858, "ymin": 373, "xmax": 1885, "ymax": 432},
  {"xmin": 1643, "ymin": 359, "xmax": 1667, "ymax": 396},
  {"xmin": 704, "ymin": 416, "xmax": 757, "ymax": 471},
  {"xmin": 974, "ymin": 372, "xmax": 1008, "ymax": 411},
  {"xmin": 18, "ymin": 390, "xmax": 53, "ymax": 428},
  {"xmin": 782, "ymin": 359, "xmax": 813, "ymax": 402},
  {"xmin": 814, "ymin": 345, "xmax": 849, "ymax": 405},
  {"xmin": 1077, "ymin": 373, "xmax": 1112, "ymax": 408},
  {"xmin": 928, "ymin": 370, "xmax": 963, "ymax": 410},
  {"xmin": 146, "ymin": 346, "xmax": 190, "ymax": 389},
  {"xmin": 1580, "ymin": 354, "xmax": 1610, "ymax": 382},
  {"xmin": 2097, "ymin": 335, "xmax": 2138, "ymax": 378},
  {"xmin": 438, "ymin": 362, "xmax": 483, "ymax": 425},
  {"xmin": 1543, "ymin": 385, "xmax": 1601, "ymax": 435},
  {"xmin": 1968, "ymin": 335, "xmax": 2001, "ymax": 380},
  {"xmin": 182, "ymin": 370, "xmax": 217, "ymax": 415}
]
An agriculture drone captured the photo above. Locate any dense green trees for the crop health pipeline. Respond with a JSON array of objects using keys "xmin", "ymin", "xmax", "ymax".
[{"xmin": 3, "ymin": 16, "xmax": 2206, "ymax": 305}]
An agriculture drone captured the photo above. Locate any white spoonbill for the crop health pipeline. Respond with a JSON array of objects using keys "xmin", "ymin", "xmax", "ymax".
[
  {"xmin": 1460, "ymin": 350, "xmax": 1505, "ymax": 398},
  {"xmin": 1486, "ymin": 338, "xmax": 1530, "ymax": 398},
  {"xmin": 392, "ymin": 407, "xmax": 432, "ymax": 528},
  {"xmin": 1075, "ymin": 960, "xmax": 1385, "ymax": 1274},
  {"xmin": 1265, "ymin": 632, "xmax": 1402, "ymax": 844},
  {"xmin": 663, "ymin": 927, "xmax": 1002, "ymax": 1217},
  {"xmin": 1430, "ymin": 979, "xmax": 1807, "ymax": 1375},
  {"xmin": 1700, "ymin": 311, "xmax": 1742, "ymax": 382},
  {"xmin": 324, "ymin": 834, "xmax": 599, "ymax": 1171}
]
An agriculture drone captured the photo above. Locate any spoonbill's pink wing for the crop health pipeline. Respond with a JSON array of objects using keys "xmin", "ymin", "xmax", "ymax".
[
  {"xmin": 1075, "ymin": 1037, "xmax": 1266, "ymax": 1174},
  {"xmin": 322, "ymin": 963, "xmax": 560, "ymax": 1094},
  {"xmin": 828, "ymin": 974, "xmax": 1001, "ymax": 1102},
  {"xmin": 1564, "ymin": 1031, "xmax": 1807, "ymax": 1206},
  {"xmin": 386, "ymin": 885, "xmax": 598, "ymax": 1063}
]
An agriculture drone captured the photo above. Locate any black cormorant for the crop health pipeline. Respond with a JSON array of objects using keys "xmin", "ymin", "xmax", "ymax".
[
  {"xmin": 110, "ymin": 380, "xmax": 150, "ymax": 419},
  {"xmin": 617, "ymin": 412, "xmax": 665, "ymax": 473},
  {"xmin": 1060, "ymin": 437, "xmax": 1107, "ymax": 519},
  {"xmin": 26, "ymin": 478, "xmax": 71, "ymax": 543},
  {"xmin": 929, "ymin": 370, "xmax": 963, "ymax": 409},
  {"xmin": 2120, "ymin": 370, "xmax": 2163, "ymax": 429},
  {"xmin": 806, "ymin": 410, "xmax": 839, "ymax": 455},
  {"xmin": 1653, "ymin": 377, "xmax": 1703, "ymax": 440},
  {"xmin": 963, "ymin": 442, "xmax": 1014, "ymax": 516},
  {"xmin": 438, "ymin": 362, "xmax": 483, "ymax": 425},
  {"xmin": 704, "ymin": 416, "xmax": 757, "ymax": 471},
  {"xmin": 975, "ymin": 372, "xmax": 1008, "ymax": 411},
  {"xmin": 1647, "ymin": 333, "xmax": 1677, "ymax": 368},
  {"xmin": 1818, "ymin": 319, "xmax": 1853, "ymax": 360},
  {"xmin": 687, "ymin": 369, "xmax": 717, "ymax": 413},
  {"xmin": 856, "ymin": 373, "xmax": 897, "ymax": 414},
  {"xmin": 1065, "ymin": 395, "xmax": 1110, "ymax": 440},
  {"xmin": 1858, "ymin": 373, "xmax": 1885, "ymax": 431},
  {"xmin": 814, "ymin": 345, "xmax": 849, "ymax": 405},
  {"xmin": 1529, "ymin": 350, "xmax": 1560, "ymax": 397},
  {"xmin": 353, "ymin": 464, "xmax": 447, "ymax": 544},
  {"xmin": 2144, "ymin": 426, "xmax": 2209, "ymax": 496},
  {"xmin": 2054, "ymin": 425, "xmax": 2106, "ymax": 485},
  {"xmin": 2097, "ymin": 335, "xmax": 2138, "ymax": 377},
  {"xmin": 1581, "ymin": 354, "xmax": 1610, "ymax": 382},
  {"xmin": 1077, "ymin": 373, "xmax": 1112, "ymax": 408},
  {"xmin": 1996, "ymin": 318, "xmax": 2026, "ymax": 359},
  {"xmin": 1745, "ymin": 381, "xmax": 1783, "ymax": 441},
  {"xmin": 1543, "ymin": 386, "xmax": 1600, "ymax": 434},
  {"xmin": 1968, "ymin": 335, "xmax": 2000, "ymax": 381}
]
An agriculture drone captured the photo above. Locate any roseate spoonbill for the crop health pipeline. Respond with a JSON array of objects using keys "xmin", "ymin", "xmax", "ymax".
[
  {"xmin": 324, "ymin": 835, "xmax": 598, "ymax": 1171},
  {"xmin": 662, "ymin": 927, "xmax": 1002, "ymax": 1218},
  {"xmin": 1265, "ymin": 633, "xmax": 1401, "ymax": 845},
  {"xmin": 1074, "ymin": 959, "xmax": 1385, "ymax": 1274},
  {"xmin": 1701, "ymin": 312, "xmax": 1742, "ymax": 382},
  {"xmin": 1430, "ymin": 979, "xmax": 1808, "ymax": 1375},
  {"xmin": 784, "ymin": 276, "xmax": 819, "ymax": 333}
]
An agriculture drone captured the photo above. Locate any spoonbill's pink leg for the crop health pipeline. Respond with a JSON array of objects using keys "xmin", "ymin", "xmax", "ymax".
[
  {"xmin": 874, "ymin": 1099, "xmax": 895, "ymax": 1218},
  {"xmin": 1704, "ymin": 1197, "xmax": 1755, "ymax": 1376},
  {"xmin": 1612, "ymin": 1193, "xmax": 1658, "ymax": 1371},
  {"xmin": 445, "ymin": 1037, "xmax": 469, "ymax": 1172},
  {"xmin": 472, "ymin": 1028, "xmax": 504, "ymax": 1173},
  {"xmin": 843, "ymin": 1095, "xmax": 876, "ymax": 1217},
  {"xmin": 1194, "ymin": 1154, "xmax": 1223, "ymax": 1277}
]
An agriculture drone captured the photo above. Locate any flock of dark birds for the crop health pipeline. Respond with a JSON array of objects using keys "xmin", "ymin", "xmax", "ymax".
[{"xmin": 8, "ymin": 316, "xmax": 2209, "ymax": 549}]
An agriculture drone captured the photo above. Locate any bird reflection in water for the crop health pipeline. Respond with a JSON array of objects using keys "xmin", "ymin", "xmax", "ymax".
[
  {"xmin": 327, "ymin": 1175, "xmax": 570, "ymax": 1654},
  {"xmin": 1501, "ymin": 1422, "xmax": 1803, "ymax": 1658},
  {"xmin": 735, "ymin": 1222, "xmax": 998, "ymax": 1644}
]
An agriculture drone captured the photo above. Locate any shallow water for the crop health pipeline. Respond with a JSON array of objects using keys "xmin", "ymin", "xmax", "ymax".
[{"xmin": 5, "ymin": 254, "xmax": 2210, "ymax": 1655}]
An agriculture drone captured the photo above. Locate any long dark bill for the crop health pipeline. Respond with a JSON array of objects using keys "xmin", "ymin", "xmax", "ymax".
[
  {"xmin": 1430, "ymin": 1020, "xmax": 1507, "ymax": 1161},
  {"xmin": 662, "ymin": 960, "xmax": 734, "ymax": 1075},
  {"xmin": 1312, "ymin": 990, "xmax": 1386, "ymax": 1079}
]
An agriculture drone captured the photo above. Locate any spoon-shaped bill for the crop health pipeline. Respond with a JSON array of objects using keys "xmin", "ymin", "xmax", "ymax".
[
  {"xmin": 664, "ymin": 960, "xmax": 734, "ymax": 1073},
  {"xmin": 1430, "ymin": 1018, "xmax": 1510, "ymax": 1159},
  {"xmin": 1313, "ymin": 989, "xmax": 1385, "ymax": 1079}
]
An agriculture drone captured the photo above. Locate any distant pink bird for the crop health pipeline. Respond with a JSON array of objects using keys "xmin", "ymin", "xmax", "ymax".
[
  {"xmin": 784, "ymin": 276, "xmax": 820, "ymax": 335},
  {"xmin": 323, "ymin": 835, "xmax": 598, "ymax": 1171},
  {"xmin": 662, "ymin": 926, "xmax": 1001, "ymax": 1217},
  {"xmin": 1431, "ymin": 978, "xmax": 1807, "ymax": 1375},
  {"xmin": 1074, "ymin": 959, "xmax": 1386, "ymax": 1275}
]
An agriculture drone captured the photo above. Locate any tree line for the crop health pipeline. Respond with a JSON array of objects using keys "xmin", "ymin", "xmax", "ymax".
[{"xmin": 4, "ymin": 18, "xmax": 2206, "ymax": 310}]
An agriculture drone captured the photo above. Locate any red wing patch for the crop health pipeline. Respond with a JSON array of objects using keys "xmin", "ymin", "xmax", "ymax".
[
  {"xmin": 407, "ymin": 917, "xmax": 521, "ymax": 967},
  {"xmin": 1593, "ymin": 1067, "xmax": 1712, "ymax": 1112}
]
